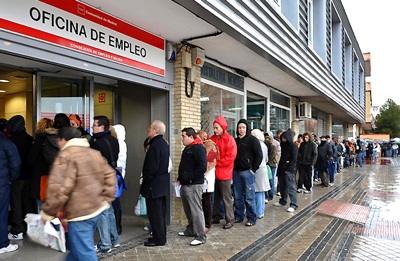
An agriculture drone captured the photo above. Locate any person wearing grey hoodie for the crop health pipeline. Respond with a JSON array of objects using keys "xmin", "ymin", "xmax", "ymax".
[{"xmin": 273, "ymin": 130, "xmax": 298, "ymax": 212}]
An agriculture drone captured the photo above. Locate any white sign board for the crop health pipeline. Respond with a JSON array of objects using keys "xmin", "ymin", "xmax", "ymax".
[{"xmin": 0, "ymin": 0, "xmax": 165, "ymax": 76}]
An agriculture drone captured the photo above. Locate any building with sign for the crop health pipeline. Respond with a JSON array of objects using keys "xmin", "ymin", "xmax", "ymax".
[{"xmin": 0, "ymin": 0, "xmax": 365, "ymax": 224}]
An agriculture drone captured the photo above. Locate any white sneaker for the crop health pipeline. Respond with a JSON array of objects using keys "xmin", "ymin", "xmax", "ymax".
[
  {"xmin": 297, "ymin": 188, "xmax": 303, "ymax": 193},
  {"xmin": 273, "ymin": 202, "xmax": 284, "ymax": 207},
  {"xmin": 303, "ymin": 190, "xmax": 311, "ymax": 194},
  {"xmin": 287, "ymin": 207, "xmax": 295, "ymax": 213},
  {"xmin": 329, "ymin": 183, "xmax": 334, "ymax": 187},
  {"xmin": 0, "ymin": 244, "xmax": 18, "ymax": 254},
  {"xmin": 276, "ymin": 192, "xmax": 281, "ymax": 196},
  {"xmin": 264, "ymin": 199, "xmax": 268, "ymax": 204},
  {"xmin": 112, "ymin": 243, "xmax": 120, "ymax": 248},
  {"xmin": 190, "ymin": 239, "xmax": 203, "ymax": 246},
  {"xmin": 8, "ymin": 233, "xmax": 23, "ymax": 240}
]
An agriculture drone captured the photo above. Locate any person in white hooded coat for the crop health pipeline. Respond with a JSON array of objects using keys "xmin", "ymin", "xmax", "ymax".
[
  {"xmin": 111, "ymin": 124, "xmax": 127, "ymax": 235},
  {"xmin": 113, "ymin": 125, "xmax": 127, "ymax": 178},
  {"xmin": 251, "ymin": 129, "xmax": 270, "ymax": 219}
]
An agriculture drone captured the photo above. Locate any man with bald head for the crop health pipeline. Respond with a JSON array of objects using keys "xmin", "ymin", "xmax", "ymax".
[{"xmin": 140, "ymin": 120, "xmax": 170, "ymax": 247}]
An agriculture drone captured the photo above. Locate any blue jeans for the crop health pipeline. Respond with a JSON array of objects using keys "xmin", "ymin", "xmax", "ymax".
[
  {"xmin": 233, "ymin": 170, "xmax": 257, "ymax": 224},
  {"xmin": 96, "ymin": 205, "xmax": 120, "ymax": 251},
  {"xmin": 313, "ymin": 168, "xmax": 318, "ymax": 180},
  {"xmin": 255, "ymin": 192, "xmax": 265, "ymax": 218},
  {"xmin": 357, "ymin": 152, "xmax": 364, "ymax": 167},
  {"xmin": 0, "ymin": 186, "xmax": 10, "ymax": 248},
  {"xmin": 66, "ymin": 215, "xmax": 100, "ymax": 261},
  {"xmin": 267, "ymin": 167, "xmax": 276, "ymax": 200}
]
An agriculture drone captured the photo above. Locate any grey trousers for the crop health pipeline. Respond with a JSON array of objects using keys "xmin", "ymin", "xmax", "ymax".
[{"xmin": 181, "ymin": 184, "xmax": 207, "ymax": 243}]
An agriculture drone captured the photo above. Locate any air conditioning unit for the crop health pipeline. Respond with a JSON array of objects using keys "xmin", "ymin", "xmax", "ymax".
[{"xmin": 298, "ymin": 102, "xmax": 312, "ymax": 118}]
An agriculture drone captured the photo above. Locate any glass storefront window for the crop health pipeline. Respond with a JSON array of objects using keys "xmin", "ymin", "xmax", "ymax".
[
  {"xmin": 270, "ymin": 104, "xmax": 290, "ymax": 135},
  {"xmin": 247, "ymin": 92, "xmax": 266, "ymax": 131},
  {"xmin": 200, "ymin": 83, "xmax": 244, "ymax": 137}
]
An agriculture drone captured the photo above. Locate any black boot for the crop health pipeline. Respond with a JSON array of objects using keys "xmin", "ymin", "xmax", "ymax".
[{"xmin": 115, "ymin": 210, "xmax": 122, "ymax": 235}]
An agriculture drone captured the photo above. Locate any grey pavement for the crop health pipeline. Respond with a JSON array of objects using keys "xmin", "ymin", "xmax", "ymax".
[{"xmin": 2, "ymin": 157, "xmax": 400, "ymax": 260}]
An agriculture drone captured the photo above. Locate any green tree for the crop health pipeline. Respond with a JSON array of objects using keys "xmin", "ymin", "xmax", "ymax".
[{"xmin": 375, "ymin": 99, "xmax": 400, "ymax": 138}]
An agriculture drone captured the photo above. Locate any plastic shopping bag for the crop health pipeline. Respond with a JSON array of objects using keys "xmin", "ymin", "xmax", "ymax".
[
  {"xmin": 134, "ymin": 195, "xmax": 147, "ymax": 216},
  {"xmin": 24, "ymin": 213, "xmax": 66, "ymax": 253}
]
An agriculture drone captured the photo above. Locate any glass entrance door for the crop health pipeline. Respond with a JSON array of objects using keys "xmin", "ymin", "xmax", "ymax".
[{"xmin": 36, "ymin": 73, "xmax": 93, "ymax": 132}]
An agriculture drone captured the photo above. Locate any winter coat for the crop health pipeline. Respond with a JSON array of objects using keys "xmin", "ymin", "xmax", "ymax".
[
  {"xmin": 27, "ymin": 129, "xmax": 59, "ymax": 200},
  {"xmin": 140, "ymin": 135, "xmax": 170, "ymax": 199},
  {"xmin": 40, "ymin": 138, "xmax": 116, "ymax": 221},
  {"xmin": 113, "ymin": 125, "xmax": 127, "ymax": 178},
  {"xmin": 209, "ymin": 116, "xmax": 237, "ymax": 180},
  {"xmin": 298, "ymin": 140, "xmax": 317, "ymax": 166},
  {"xmin": 277, "ymin": 131, "xmax": 298, "ymax": 175},
  {"xmin": 42, "ymin": 128, "xmax": 59, "ymax": 166},
  {"xmin": 178, "ymin": 138, "xmax": 207, "ymax": 185},
  {"xmin": 90, "ymin": 130, "xmax": 119, "ymax": 167},
  {"xmin": 255, "ymin": 141, "xmax": 270, "ymax": 192},
  {"xmin": 316, "ymin": 141, "xmax": 333, "ymax": 172},
  {"xmin": 234, "ymin": 119, "xmax": 263, "ymax": 173},
  {"xmin": 265, "ymin": 138, "xmax": 277, "ymax": 168},
  {"xmin": 8, "ymin": 130, "xmax": 34, "ymax": 180},
  {"xmin": 0, "ymin": 132, "xmax": 21, "ymax": 188}
]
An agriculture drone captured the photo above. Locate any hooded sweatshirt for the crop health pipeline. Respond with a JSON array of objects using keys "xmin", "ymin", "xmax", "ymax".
[
  {"xmin": 234, "ymin": 119, "xmax": 262, "ymax": 173},
  {"xmin": 210, "ymin": 116, "xmax": 237, "ymax": 180},
  {"xmin": 277, "ymin": 130, "xmax": 298, "ymax": 175}
]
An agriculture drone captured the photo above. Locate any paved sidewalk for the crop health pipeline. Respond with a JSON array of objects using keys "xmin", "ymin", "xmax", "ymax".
[{"xmin": 2, "ymin": 157, "xmax": 400, "ymax": 260}]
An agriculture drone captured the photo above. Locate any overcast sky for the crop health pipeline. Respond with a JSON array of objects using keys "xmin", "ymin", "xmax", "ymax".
[{"xmin": 341, "ymin": 0, "xmax": 400, "ymax": 107}]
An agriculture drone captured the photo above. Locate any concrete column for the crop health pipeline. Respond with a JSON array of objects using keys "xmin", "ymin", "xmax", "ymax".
[{"xmin": 326, "ymin": 114, "xmax": 332, "ymax": 137}]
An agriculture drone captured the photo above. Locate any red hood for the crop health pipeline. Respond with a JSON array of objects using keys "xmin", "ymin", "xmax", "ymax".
[{"xmin": 213, "ymin": 116, "xmax": 228, "ymax": 131}]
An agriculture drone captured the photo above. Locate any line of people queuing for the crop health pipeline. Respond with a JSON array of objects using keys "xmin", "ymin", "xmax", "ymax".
[
  {"xmin": 0, "ymin": 113, "xmax": 127, "ymax": 260},
  {"xmin": 143, "ymin": 116, "xmax": 378, "ymax": 249}
]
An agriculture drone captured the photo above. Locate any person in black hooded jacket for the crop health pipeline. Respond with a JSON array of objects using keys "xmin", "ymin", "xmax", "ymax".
[
  {"xmin": 273, "ymin": 130, "xmax": 298, "ymax": 212},
  {"xmin": 7, "ymin": 115, "xmax": 35, "ymax": 240},
  {"xmin": 233, "ymin": 119, "xmax": 262, "ymax": 226}
]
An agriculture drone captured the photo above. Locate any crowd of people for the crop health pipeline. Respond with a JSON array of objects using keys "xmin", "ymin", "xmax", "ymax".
[
  {"xmin": 1, "ymin": 112, "xmax": 387, "ymax": 257},
  {"xmin": 0, "ymin": 113, "xmax": 126, "ymax": 260},
  {"xmin": 167, "ymin": 117, "xmax": 380, "ymax": 248}
]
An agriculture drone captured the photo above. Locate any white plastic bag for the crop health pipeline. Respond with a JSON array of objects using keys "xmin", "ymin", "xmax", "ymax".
[
  {"xmin": 24, "ymin": 213, "xmax": 66, "ymax": 253},
  {"xmin": 134, "ymin": 195, "xmax": 147, "ymax": 216}
]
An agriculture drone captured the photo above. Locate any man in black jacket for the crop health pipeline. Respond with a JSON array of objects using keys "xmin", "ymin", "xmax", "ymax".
[
  {"xmin": 273, "ymin": 130, "xmax": 299, "ymax": 212},
  {"xmin": 7, "ymin": 115, "xmax": 35, "ymax": 241},
  {"xmin": 140, "ymin": 120, "xmax": 170, "ymax": 247},
  {"xmin": 297, "ymin": 132, "xmax": 317, "ymax": 194},
  {"xmin": 177, "ymin": 127, "xmax": 207, "ymax": 246},
  {"xmin": 233, "ymin": 119, "xmax": 262, "ymax": 226},
  {"xmin": 90, "ymin": 115, "xmax": 120, "ymax": 253},
  {"xmin": 316, "ymin": 136, "xmax": 333, "ymax": 187}
]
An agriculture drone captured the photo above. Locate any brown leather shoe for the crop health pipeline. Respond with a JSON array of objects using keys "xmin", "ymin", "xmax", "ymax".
[{"xmin": 223, "ymin": 222, "xmax": 233, "ymax": 229}]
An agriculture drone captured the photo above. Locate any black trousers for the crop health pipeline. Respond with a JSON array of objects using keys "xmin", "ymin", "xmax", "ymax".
[
  {"xmin": 9, "ymin": 180, "xmax": 36, "ymax": 234},
  {"xmin": 146, "ymin": 196, "xmax": 167, "ymax": 244},
  {"xmin": 202, "ymin": 192, "xmax": 213, "ymax": 228}
]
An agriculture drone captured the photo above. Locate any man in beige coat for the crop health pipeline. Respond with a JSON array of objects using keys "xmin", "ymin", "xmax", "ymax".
[{"xmin": 41, "ymin": 127, "xmax": 116, "ymax": 261}]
